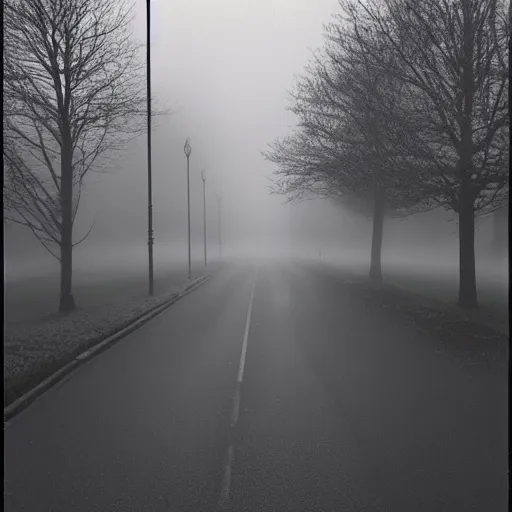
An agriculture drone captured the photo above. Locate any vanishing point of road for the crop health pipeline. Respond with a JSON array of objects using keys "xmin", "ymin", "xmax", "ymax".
[{"xmin": 4, "ymin": 261, "xmax": 508, "ymax": 511}]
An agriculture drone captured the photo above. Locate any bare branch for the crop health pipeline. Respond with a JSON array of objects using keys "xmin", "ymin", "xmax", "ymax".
[
  {"xmin": 72, "ymin": 214, "xmax": 97, "ymax": 247},
  {"xmin": 4, "ymin": 0, "xmax": 158, "ymax": 286}
]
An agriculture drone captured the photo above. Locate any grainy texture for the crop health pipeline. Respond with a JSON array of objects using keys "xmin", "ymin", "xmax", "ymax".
[
  {"xmin": 4, "ymin": 262, "xmax": 507, "ymax": 511},
  {"xmin": 340, "ymin": 278, "xmax": 508, "ymax": 367},
  {"xmin": 299, "ymin": 261, "xmax": 508, "ymax": 368},
  {"xmin": 4, "ymin": 279, "xmax": 200, "ymax": 407}
]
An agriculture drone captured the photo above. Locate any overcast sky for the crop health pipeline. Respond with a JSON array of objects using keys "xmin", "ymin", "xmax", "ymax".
[
  {"xmin": 133, "ymin": 0, "xmax": 341, "ymax": 251},
  {"xmin": 4, "ymin": 0, "xmax": 504, "ymax": 279}
]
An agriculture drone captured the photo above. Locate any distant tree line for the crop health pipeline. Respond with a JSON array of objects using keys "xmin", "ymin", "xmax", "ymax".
[{"xmin": 264, "ymin": 0, "xmax": 509, "ymax": 308}]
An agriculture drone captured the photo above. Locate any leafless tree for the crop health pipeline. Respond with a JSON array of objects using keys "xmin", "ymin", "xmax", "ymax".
[
  {"xmin": 356, "ymin": 0, "xmax": 509, "ymax": 307},
  {"xmin": 265, "ymin": 8, "xmax": 436, "ymax": 281},
  {"xmin": 4, "ymin": 0, "xmax": 151, "ymax": 313}
]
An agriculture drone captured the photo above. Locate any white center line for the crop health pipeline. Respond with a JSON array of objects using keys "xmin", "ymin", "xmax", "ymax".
[
  {"xmin": 218, "ymin": 266, "xmax": 259, "ymax": 510},
  {"xmin": 237, "ymin": 267, "xmax": 258, "ymax": 385},
  {"xmin": 218, "ymin": 445, "xmax": 235, "ymax": 510}
]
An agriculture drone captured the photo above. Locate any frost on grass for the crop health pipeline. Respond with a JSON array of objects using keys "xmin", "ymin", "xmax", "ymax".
[{"xmin": 4, "ymin": 279, "xmax": 200, "ymax": 406}]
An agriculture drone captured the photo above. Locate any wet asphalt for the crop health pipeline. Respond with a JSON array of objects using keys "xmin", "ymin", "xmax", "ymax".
[{"xmin": 4, "ymin": 260, "xmax": 508, "ymax": 511}]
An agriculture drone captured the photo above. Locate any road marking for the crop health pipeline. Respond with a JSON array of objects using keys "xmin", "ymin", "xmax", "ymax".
[
  {"xmin": 231, "ymin": 383, "xmax": 241, "ymax": 426},
  {"xmin": 218, "ymin": 267, "xmax": 258, "ymax": 510},
  {"xmin": 237, "ymin": 268, "xmax": 258, "ymax": 385},
  {"xmin": 218, "ymin": 445, "xmax": 235, "ymax": 510}
]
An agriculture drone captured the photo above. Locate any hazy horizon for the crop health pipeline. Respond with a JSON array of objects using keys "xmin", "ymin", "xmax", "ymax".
[{"xmin": 3, "ymin": 0, "xmax": 507, "ymax": 285}]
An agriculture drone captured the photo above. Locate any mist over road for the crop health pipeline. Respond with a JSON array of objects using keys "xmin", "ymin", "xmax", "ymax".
[{"xmin": 4, "ymin": 260, "xmax": 507, "ymax": 512}]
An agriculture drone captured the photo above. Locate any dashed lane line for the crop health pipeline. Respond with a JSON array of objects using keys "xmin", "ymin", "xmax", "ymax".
[{"xmin": 218, "ymin": 267, "xmax": 258, "ymax": 510}]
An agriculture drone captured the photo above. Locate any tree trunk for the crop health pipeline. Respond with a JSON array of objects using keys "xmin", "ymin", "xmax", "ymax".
[
  {"xmin": 457, "ymin": 198, "xmax": 478, "ymax": 308},
  {"xmin": 59, "ymin": 141, "xmax": 75, "ymax": 314},
  {"xmin": 456, "ymin": 3, "xmax": 478, "ymax": 309},
  {"xmin": 59, "ymin": 222, "xmax": 75, "ymax": 313},
  {"xmin": 369, "ymin": 182, "xmax": 384, "ymax": 281}
]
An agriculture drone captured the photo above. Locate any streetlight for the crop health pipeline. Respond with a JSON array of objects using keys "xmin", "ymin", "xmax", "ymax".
[
  {"xmin": 146, "ymin": 0, "xmax": 154, "ymax": 296},
  {"xmin": 184, "ymin": 138, "xmax": 192, "ymax": 279},
  {"xmin": 201, "ymin": 170, "xmax": 207, "ymax": 266}
]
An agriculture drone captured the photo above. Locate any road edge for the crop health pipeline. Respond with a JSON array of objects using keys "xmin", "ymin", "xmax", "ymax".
[
  {"xmin": 315, "ymin": 260, "xmax": 509, "ymax": 336},
  {"xmin": 4, "ymin": 274, "xmax": 212, "ymax": 424}
]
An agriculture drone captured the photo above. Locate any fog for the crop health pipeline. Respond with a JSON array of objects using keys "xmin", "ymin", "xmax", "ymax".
[
  {"xmin": 4, "ymin": 0, "xmax": 507, "ymax": 290},
  {"xmin": 5, "ymin": 0, "xmax": 337, "ymax": 277}
]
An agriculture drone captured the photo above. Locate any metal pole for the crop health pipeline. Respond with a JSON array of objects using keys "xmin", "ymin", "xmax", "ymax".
[
  {"xmin": 202, "ymin": 171, "xmax": 207, "ymax": 266},
  {"xmin": 146, "ymin": 0, "xmax": 154, "ymax": 296},
  {"xmin": 187, "ymin": 155, "xmax": 191, "ymax": 279}
]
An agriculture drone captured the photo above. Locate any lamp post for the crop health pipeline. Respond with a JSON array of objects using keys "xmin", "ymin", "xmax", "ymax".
[
  {"xmin": 201, "ymin": 171, "xmax": 207, "ymax": 266},
  {"xmin": 184, "ymin": 138, "xmax": 192, "ymax": 279},
  {"xmin": 146, "ymin": 0, "xmax": 154, "ymax": 296}
]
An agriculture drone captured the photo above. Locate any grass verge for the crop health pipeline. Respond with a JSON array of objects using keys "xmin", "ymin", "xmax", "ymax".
[
  {"xmin": 341, "ymin": 276, "xmax": 508, "ymax": 368},
  {"xmin": 4, "ymin": 275, "xmax": 211, "ymax": 413}
]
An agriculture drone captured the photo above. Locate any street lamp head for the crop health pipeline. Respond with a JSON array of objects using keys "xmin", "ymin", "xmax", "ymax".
[
  {"xmin": 201, "ymin": 170, "xmax": 206, "ymax": 181},
  {"xmin": 184, "ymin": 137, "xmax": 191, "ymax": 158}
]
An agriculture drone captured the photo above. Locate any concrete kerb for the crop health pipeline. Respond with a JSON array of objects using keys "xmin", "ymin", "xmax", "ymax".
[{"xmin": 4, "ymin": 274, "xmax": 212, "ymax": 424}]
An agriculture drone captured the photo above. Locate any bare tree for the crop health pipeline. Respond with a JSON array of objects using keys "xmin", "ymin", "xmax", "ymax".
[
  {"xmin": 356, "ymin": 0, "xmax": 509, "ymax": 307},
  {"xmin": 4, "ymin": 0, "xmax": 149, "ymax": 313},
  {"xmin": 265, "ymin": 9, "xmax": 436, "ymax": 281}
]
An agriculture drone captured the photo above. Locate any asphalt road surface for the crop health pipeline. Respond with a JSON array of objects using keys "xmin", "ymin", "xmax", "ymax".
[{"xmin": 4, "ymin": 261, "xmax": 508, "ymax": 511}]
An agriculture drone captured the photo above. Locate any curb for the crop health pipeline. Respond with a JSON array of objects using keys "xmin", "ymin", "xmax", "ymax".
[{"xmin": 4, "ymin": 274, "xmax": 212, "ymax": 424}]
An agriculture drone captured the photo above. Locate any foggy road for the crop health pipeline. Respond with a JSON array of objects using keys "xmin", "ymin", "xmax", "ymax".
[{"xmin": 4, "ymin": 261, "xmax": 507, "ymax": 512}]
